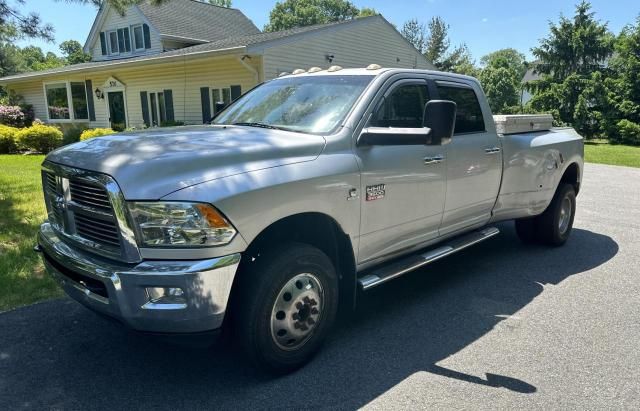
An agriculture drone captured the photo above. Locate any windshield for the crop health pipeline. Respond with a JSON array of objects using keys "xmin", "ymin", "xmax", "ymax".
[{"xmin": 213, "ymin": 75, "xmax": 374, "ymax": 134}]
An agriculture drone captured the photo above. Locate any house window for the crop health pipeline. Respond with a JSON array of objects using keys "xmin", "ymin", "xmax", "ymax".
[
  {"xmin": 45, "ymin": 83, "xmax": 70, "ymax": 120},
  {"xmin": 108, "ymin": 30, "xmax": 119, "ymax": 54},
  {"xmin": 44, "ymin": 81, "xmax": 89, "ymax": 121},
  {"xmin": 211, "ymin": 87, "xmax": 232, "ymax": 115},
  {"xmin": 132, "ymin": 24, "xmax": 144, "ymax": 51},
  {"xmin": 149, "ymin": 91, "xmax": 169, "ymax": 126},
  {"xmin": 70, "ymin": 82, "xmax": 89, "ymax": 120}
]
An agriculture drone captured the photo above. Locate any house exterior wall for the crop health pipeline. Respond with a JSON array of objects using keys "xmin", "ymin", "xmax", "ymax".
[
  {"xmin": 261, "ymin": 17, "xmax": 434, "ymax": 80},
  {"xmin": 90, "ymin": 6, "xmax": 163, "ymax": 61},
  {"xmin": 7, "ymin": 54, "xmax": 261, "ymax": 129}
]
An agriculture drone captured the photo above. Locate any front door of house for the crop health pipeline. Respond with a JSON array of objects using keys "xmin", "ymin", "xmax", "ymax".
[{"xmin": 107, "ymin": 91, "xmax": 126, "ymax": 131}]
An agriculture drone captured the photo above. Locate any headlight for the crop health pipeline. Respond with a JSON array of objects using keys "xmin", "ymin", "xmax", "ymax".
[{"xmin": 127, "ymin": 202, "xmax": 237, "ymax": 247}]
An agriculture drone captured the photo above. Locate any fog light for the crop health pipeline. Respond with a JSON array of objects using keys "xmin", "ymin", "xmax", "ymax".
[{"xmin": 143, "ymin": 287, "xmax": 186, "ymax": 310}]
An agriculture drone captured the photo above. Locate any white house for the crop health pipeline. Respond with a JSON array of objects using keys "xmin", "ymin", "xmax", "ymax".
[{"xmin": 0, "ymin": 0, "xmax": 434, "ymax": 131}]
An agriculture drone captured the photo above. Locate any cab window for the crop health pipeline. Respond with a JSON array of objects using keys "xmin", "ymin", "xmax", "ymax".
[
  {"xmin": 436, "ymin": 85, "xmax": 485, "ymax": 134},
  {"xmin": 370, "ymin": 84, "xmax": 430, "ymax": 128}
]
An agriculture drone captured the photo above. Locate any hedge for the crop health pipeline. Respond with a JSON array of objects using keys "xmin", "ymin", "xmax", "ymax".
[
  {"xmin": 0, "ymin": 125, "xmax": 19, "ymax": 154},
  {"xmin": 80, "ymin": 128, "xmax": 116, "ymax": 141},
  {"xmin": 15, "ymin": 124, "xmax": 63, "ymax": 154}
]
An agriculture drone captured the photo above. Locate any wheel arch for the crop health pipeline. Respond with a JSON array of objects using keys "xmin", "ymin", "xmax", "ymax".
[
  {"xmin": 560, "ymin": 162, "xmax": 581, "ymax": 194},
  {"xmin": 229, "ymin": 212, "xmax": 358, "ymax": 317}
]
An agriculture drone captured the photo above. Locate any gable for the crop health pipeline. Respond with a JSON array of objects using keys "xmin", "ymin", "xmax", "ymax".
[
  {"xmin": 260, "ymin": 16, "xmax": 435, "ymax": 78},
  {"xmin": 85, "ymin": 4, "xmax": 162, "ymax": 61}
]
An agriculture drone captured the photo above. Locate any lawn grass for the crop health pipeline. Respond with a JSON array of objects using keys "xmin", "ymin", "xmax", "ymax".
[
  {"xmin": 584, "ymin": 140, "xmax": 640, "ymax": 168},
  {"xmin": 0, "ymin": 154, "xmax": 61, "ymax": 311}
]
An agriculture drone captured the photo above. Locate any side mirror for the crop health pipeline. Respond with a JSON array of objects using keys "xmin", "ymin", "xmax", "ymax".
[{"xmin": 423, "ymin": 100, "xmax": 456, "ymax": 145}]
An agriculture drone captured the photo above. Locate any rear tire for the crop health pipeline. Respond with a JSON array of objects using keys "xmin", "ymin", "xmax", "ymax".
[
  {"xmin": 514, "ymin": 183, "xmax": 576, "ymax": 247},
  {"xmin": 536, "ymin": 183, "xmax": 576, "ymax": 246},
  {"xmin": 233, "ymin": 242, "xmax": 338, "ymax": 374}
]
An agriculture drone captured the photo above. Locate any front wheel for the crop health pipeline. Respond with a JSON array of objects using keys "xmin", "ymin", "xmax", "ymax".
[{"xmin": 233, "ymin": 243, "xmax": 338, "ymax": 374}]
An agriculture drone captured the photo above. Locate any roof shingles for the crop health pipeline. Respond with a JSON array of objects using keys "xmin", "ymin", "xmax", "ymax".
[{"xmin": 137, "ymin": 0, "xmax": 259, "ymax": 42}]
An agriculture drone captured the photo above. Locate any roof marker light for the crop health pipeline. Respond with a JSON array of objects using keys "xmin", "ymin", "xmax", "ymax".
[
  {"xmin": 327, "ymin": 65, "xmax": 343, "ymax": 72},
  {"xmin": 292, "ymin": 68, "xmax": 307, "ymax": 75},
  {"xmin": 366, "ymin": 64, "xmax": 382, "ymax": 70},
  {"xmin": 308, "ymin": 67, "xmax": 323, "ymax": 73},
  {"xmin": 278, "ymin": 72, "xmax": 290, "ymax": 77}
]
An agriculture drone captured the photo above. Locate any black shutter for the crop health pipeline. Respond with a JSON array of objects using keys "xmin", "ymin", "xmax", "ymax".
[
  {"xmin": 163, "ymin": 89, "xmax": 174, "ymax": 122},
  {"xmin": 123, "ymin": 27, "xmax": 131, "ymax": 52},
  {"xmin": 200, "ymin": 87, "xmax": 211, "ymax": 123},
  {"xmin": 117, "ymin": 29, "xmax": 125, "ymax": 53},
  {"xmin": 230, "ymin": 85, "xmax": 242, "ymax": 101},
  {"xmin": 99, "ymin": 32, "xmax": 107, "ymax": 55},
  {"xmin": 143, "ymin": 24, "xmax": 151, "ymax": 49},
  {"xmin": 85, "ymin": 80, "xmax": 96, "ymax": 121},
  {"xmin": 140, "ymin": 91, "xmax": 150, "ymax": 127}
]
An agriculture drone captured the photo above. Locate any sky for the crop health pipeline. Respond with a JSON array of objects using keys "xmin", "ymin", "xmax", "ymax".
[{"xmin": 16, "ymin": 0, "xmax": 640, "ymax": 62}]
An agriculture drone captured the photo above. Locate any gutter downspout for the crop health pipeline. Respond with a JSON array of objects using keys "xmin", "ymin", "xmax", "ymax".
[{"xmin": 238, "ymin": 55, "xmax": 261, "ymax": 84}]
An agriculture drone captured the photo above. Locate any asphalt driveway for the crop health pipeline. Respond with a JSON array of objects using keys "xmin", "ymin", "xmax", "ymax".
[{"xmin": 1, "ymin": 163, "xmax": 638, "ymax": 410}]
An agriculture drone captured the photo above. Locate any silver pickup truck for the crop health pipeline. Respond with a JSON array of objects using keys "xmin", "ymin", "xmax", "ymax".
[{"xmin": 36, "ymin": 67, "xmax": 583, "ymax": 373}]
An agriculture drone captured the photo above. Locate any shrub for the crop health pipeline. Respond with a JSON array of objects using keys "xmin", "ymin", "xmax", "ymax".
[
  {"xmin": 0, "ymin": 125, "xmax": 19, "ymax": 153},
  {"xmin": 63, "ymin": 124, "xmax": 89, "ymax": 145},
  {"xmin": 614, "ymin": 119, "xmax": 640, "ymax": 146},
  {"xmin": 15, "ymin": 124, "xmax": 63, "ymax": 153},
  {"xmin": 79, "ymin": 128, "xmax": 116, "ymax": 141},
  {"xmin": 20, "ymin": 104, "xmax": 35, "ymax": 127},
  {"xmin": 0, "ymin": 105, "xmax": 26, "ymax": 127}
]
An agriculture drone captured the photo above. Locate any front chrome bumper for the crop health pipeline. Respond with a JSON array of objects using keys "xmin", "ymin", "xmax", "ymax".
[{"xmin": 37, "ymin": 222, "xmax": 241, "ymax": 334}]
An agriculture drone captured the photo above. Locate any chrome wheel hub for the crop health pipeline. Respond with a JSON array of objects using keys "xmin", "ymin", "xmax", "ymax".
[
  {"xmin": 270, "ymin": 273, "xmax": 323, "ymax": 350},
  {"xmin": 558, "ymin": 196, "xmax": 572, "ymax": 234}
]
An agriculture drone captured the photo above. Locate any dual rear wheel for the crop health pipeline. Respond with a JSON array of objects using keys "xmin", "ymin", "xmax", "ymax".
[{"xmin": 515, "ymin": 183, "xmax": 577, "ymax": 246}]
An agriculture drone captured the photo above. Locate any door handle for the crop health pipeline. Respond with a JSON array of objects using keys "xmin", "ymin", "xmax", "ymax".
[
  {"xmin": 485, "ymin": 147, "xmax": 501, "ymax": 155},
  {"xmin": 424, "ymin": 155, "xmax": 445, "ymax": 165}
]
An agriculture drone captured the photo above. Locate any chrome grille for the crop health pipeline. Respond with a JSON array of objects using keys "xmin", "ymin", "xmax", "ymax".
[
  {"xmin": 42, "ymin": 170, "xmax": 123, "ymax": 253},
  {"xmin": 41, "ymin": 162, "xmax": 140, "ymax": 263},
  {"xmin": 69, "ymin": 180, "xmax": 112, "ymax": 211},
  {"xmin": 74, "ymin": 212, "xmax": 121, "ymax": 247}
]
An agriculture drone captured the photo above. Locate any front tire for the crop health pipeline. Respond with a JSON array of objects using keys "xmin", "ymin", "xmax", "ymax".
[{"xmin": 234, "ymin": 242, "xmax": 338, "ymax": 374}]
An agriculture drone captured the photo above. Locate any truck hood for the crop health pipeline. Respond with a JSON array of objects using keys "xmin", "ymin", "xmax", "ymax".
[{"xmin": 46, "ymin": 125, "xmax": 326, "ymax": 199}]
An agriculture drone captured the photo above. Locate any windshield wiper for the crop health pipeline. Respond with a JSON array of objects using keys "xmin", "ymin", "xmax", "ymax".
[{"xmin": 231, "ymin": 122, "xmax": 293, "ymax": 132}]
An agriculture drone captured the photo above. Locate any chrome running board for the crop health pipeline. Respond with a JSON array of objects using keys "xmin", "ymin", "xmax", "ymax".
[{"xmin": 358, "ymin": 227, "xmax": 500, "ymax": 291}]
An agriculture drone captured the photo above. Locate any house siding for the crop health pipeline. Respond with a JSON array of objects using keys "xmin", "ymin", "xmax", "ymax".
[
  {"xmin": 7, "ymin": 55, "xmax": 260, "ymax": 129},
  {"xmin": 91, "ymin": 6, "xmax": 163, "ymax": 61},
  {"xmin": 262, "ymin": 18, "xmax": 433, "ymax": 79}
]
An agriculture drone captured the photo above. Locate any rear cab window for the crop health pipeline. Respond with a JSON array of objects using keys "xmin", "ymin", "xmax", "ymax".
[{"xmin": 436, "ymin": 84, "xmax": 485, "ymax": 134}]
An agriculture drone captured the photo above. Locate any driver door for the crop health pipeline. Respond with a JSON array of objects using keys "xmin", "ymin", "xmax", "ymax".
[{"xmin": 355, "ymin": 79, "xmax": 447, "ymax": 264}]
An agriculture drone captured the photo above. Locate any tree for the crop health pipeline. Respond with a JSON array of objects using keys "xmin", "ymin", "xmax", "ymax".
[
  {"xmin": 527, "ymin": 1, "xmax": 615, "ymax": 137},
  {"xmin": 606, "ymin": 16, "xmax": 640, "ymax": 144},
  {"xmin": 532, "ymin": 1, "xmax": 614, "ymax": 81},
  {"xmin": 424, "ymin": 17, "xmax": 450, "ymax": 66},
  {"xmin": 401, "ymin": 19, "xmax": 427, "ymax": 54},
  {"xmin": 59, "ymin": 40, "xmax": 91, "ymax": 64},
  {"xmin": 478, "ymin": 48, "xmax": 527, "ymax": 113},
  {"xmin": 401, "ymin": 16, "xmax": 478, "ymax": 76},
  {"xmin": 264, "ymin": 0, "xmax": 362, "ymax": 32},
  {"xmin": 206, "ymin": 0, "xmax": 231, "ymax": 7},
  {"xmin": 480, "ymin": 48, "xmax": 527, "ymax": 80},
  {"xmin": 479, "ymin": 53, "xmax": 521, "ymax": 113}
]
